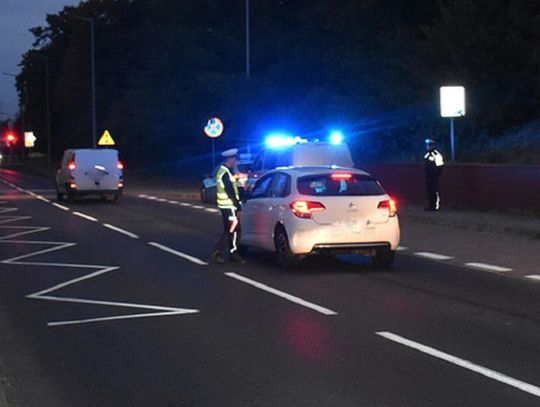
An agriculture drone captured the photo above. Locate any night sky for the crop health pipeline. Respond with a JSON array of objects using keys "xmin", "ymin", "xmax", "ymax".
[{"xmin": 0, "ymin": 0, "xmax": 81, "ymax": 117}]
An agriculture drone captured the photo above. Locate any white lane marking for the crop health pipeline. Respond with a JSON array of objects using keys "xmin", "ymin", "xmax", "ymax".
[
  {"xmin": 72, "ymin": 212, "xmax": 98, "ymax": 222},
  {"xmin": 168, "ymin": 200, "xmax": 179, "ymax": 204},
  {"xmin": 179, "ymin": 203, "xmax": 191, "ymax": 207},
  {"xmin": 156, "ymin": 198, "xmax": 167, "ymax": 202},
  {"xmin": 465, "ymin": 262, "xmax": 512, "ymax": 273},
  {"xmin": 191, "ymin": 205, "xmax": 204, "ymax": 209},
  {"xmin": 35, "ymin": 195, "xmax": 51, "ymax": 203},
  {"xmin": 414, "ymin": 252, "xmax": 454, "ymax": 260},
  {"xmin": 47, "ymin": 310, "xmax": 198, "ymax": 327},
  {"xmin": 225, "ymin": 272, "xmax": 338, "ymax": 316},
  {"xmin": 376, "ymin": 331, "xmax": 540, "ymax": 398},
  {"xmin": 397, "ymin": 246, "xmax": 408, "ymax": 251},
  {"xmin": 52, "ymin": 203, "xmax": 70, "ymax": 211},
  {"xmin": 148, "ymin": 242, "xmax": 208, "ymax": 266},
  {"xmin": 525, "ymin": 275, "xmax": 540, "ymax": 282},
  {"xmin": 138, "ymin": 194, "xmax": 148, "ymax": 198},
  {"xmin": 103, "ymin": 223, "xmax": 139, "ymax": 239},
  {"xmin": 204, "ymin": 208, "xmax": 219, "ymax": 213}
]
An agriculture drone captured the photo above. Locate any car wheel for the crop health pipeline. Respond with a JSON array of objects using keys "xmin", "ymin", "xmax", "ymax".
[
  {"xmin": 371, "ymin": 247, "xmax": 396, "ymax": 270},
  {"xmin": 56, "ymin": 186, "xmax": 64, "ymax": 202},
  {"xmin": 274, "ymin": 227, "xmax": 299, "ymax": 269}
]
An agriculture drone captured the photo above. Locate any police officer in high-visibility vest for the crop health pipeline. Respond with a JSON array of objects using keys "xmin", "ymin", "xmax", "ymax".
[
  {"xmin": 212, "ymin": 148, "xmax": 245, "ymax": 264},
  {"xmin": 424, "ymin": 138, "xmax": 445, "ymax": 211}
]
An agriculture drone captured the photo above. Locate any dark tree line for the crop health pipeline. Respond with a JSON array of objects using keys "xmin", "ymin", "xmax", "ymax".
[{"xmin": 15, "ymin": 0, "xmax": 540, "ymax": 167}]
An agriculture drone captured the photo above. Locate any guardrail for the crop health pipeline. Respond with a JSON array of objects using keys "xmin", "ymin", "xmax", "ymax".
[{"xmin": 361, "ymin": 163, "xmax": 540, "ymax": 215}]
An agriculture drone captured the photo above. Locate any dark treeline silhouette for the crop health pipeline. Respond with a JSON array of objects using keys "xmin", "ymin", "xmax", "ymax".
[{"xmin": 15, "ymin": 0, "xmax": 540, "ymax": 168}]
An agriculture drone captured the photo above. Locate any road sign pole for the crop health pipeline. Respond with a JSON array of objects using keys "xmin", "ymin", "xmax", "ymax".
[{"xmin": 212, "ymin": 139, "xmax": 215, "ymax": 169}]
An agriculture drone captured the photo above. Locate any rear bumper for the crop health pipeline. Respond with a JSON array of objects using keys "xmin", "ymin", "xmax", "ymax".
[{"xmin": 288, "ymin": 217, "xmax": 400, "ymax": 254}]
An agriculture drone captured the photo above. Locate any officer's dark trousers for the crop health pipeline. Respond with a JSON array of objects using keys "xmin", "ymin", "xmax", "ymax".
[
  {"xmin": 426, "ymin": 174, "xmax": 441, "ymax": 210},
  {"xmin": 214, "ymin": 207, "xmax": 239, "ymax": 258}
]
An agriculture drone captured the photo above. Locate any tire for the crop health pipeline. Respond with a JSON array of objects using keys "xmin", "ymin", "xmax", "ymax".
[
  {"xmin": 371, "ymin": 247, "xmax": 396, "ymax": 270},
  {"xmin": 274, "ymin": 227, "xmax": 299, "ymax": 269}
]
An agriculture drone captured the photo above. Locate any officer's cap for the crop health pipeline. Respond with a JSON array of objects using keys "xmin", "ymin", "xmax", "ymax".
[
  {"xmin": 424, "ymin": 138, "xmax": 437, "ymax": 145},
  {"xmin": 221, "ymin": 148, "xmax": 238, "ymax": 158}
]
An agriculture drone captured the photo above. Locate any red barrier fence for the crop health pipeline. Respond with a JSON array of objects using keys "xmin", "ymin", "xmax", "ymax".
[{"xmin": 361, "ymin": 164, "xmax": 540, "ymax": 215}]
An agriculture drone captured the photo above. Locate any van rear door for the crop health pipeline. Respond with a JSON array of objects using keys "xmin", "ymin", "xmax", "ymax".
[{"xmin": 73, "ymin": 149, "xmax": 121, "ymax": 191}]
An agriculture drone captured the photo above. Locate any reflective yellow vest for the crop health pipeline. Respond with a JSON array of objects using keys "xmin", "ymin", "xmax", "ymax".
[{"xmin": 216, "ymin": 165, "xmax": 239, "ymax": 208}]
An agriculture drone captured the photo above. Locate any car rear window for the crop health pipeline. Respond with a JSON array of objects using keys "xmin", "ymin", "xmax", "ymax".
[{"xmin": 297, "ymin": 173, "xmax": 385, "ymax": 196}]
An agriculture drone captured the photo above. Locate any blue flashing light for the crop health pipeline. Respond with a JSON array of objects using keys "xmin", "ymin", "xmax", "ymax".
[
  {"xmin": 329, "ymin": 130, "xmax": 344, "ymax": 145},
  {"xmin": 265, "ymin": 133, "xmax": 296, "ymax": 149}
]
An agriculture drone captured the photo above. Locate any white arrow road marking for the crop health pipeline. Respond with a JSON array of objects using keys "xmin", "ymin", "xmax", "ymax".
[
  {"xmin": 376, "ymin": 331, "xmax": 540, "ymax": 398},
  {"xmin": 0, "ymin": 202, "xmax": 200, "ymax": 327}
]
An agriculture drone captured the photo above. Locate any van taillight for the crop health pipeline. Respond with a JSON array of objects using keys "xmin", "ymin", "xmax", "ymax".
[
  {"xmin": 117, "ymin": 161, "xmax": 124, "ymax": 170},
  {"xmin": 290, "ymin": 200, "xmax": 326, "ymax": 219},
  {"xmin": 378, "ymin": 199, "xmax": 397, "ymax": 217},
  {"xmin": 68, "ymin": 161, "xmax": 76, "ymax": 171}
]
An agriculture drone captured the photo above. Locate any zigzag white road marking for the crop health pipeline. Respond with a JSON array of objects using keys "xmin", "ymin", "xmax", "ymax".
[{"xmin": 0, "ymin": 197, "xmax": 199, "ymax": 327}]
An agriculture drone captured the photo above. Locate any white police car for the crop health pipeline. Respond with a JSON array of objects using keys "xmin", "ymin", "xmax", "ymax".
[{"xmin": 240, "ymin": 166, "xmax": 400, "ymax": 269}]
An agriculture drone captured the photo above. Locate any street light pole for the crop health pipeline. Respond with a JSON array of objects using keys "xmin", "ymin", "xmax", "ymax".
[{"xmin": 74, "ymin": 16, "xmax": 96, "ymax": 147}]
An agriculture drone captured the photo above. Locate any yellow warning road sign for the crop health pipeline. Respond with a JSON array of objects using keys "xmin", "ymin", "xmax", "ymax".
[{"xmin": 98, "ymin": 130, "xmax": 115, "ymax": 146}]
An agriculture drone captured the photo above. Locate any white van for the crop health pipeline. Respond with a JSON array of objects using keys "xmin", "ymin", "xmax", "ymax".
[
  {"xmin": 55, "ymin": 148, "xmax": 124, "ymax": 202},
  {"xmin": 246, "ymin": 141, "xmax": 355, "ymax": 190}
]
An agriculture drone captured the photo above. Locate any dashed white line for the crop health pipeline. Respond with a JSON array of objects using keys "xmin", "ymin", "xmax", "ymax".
[
  {"xmin": 52, "ymin": 203, "xmax": 70, "ymax": 211},
  {"xmin": 397, "ymin": 246, "xmax": 408, "ymax": 251},
  {"xmin": 525, "ymin": 275, "xmax": 540, "ymax": 282},
  {"xmin": 148, "ymin": 242, "xmax": 208, "ymax": 266},
  {"xmin": 376, "ymin": 331, "xmax": 540, "ymax": 398},
  {"xmin": 72, "ymin": 212, "xmax": 98, "ymax": 222},
  {"xmin": 35, "ymin": 195, "xmax": 51, "ymax": 203},
  {"xmin": 414, "ymin": 252, "xmax": 454, "ymax": 261},
  {"xmin": 204, "ymin": 208, "xmax": 219, "ymax": 213},
  {"xmin": 225, "ymin": 272, "xmax": 338, "ymax": 316},
  {"xmin": 103, "ymin": 223, "xmax": 139, "ymax": 239},
  {"xmin": 465, "ymin": 262, "xmax": 512, "ymax": 273}
]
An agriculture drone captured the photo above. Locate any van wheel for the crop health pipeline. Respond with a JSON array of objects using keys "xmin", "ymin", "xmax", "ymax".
[
  {"xmin": 107, "ymin": 192, "xmax": 120, "ymax": 203},
  {"xmin": 274, "ymin": 227, "xmax": 299, "ymax": 269},
  {"xmin": 371, "ymin": 247, "xmax": 396, "ymax": 270}
]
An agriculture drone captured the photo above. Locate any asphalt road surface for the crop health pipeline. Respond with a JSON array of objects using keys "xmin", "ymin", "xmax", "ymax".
[{"xmin": 1, "ymin": 168, "xmax": 539, "ymax": 407}]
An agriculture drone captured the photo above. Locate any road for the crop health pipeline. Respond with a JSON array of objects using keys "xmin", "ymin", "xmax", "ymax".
[{"xmin": 1, "ymin": 168, "xmax": 539, "ymax": 407}]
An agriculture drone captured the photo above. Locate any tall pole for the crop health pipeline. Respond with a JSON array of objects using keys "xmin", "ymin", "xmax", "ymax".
[
  {"xmin": 245, "ymin": 0, "xmax": 250, "ymax": 78},
  {"xmin": 74, "ymin": 16, "xmax": 96, "ymax": 147},
  {"xmin": 89, "ymin": 19, "xmax": 96, "ymax": 147},
  {"xmin": 44, "ymin": 57, "xmax": 51, "ymax": 166}
]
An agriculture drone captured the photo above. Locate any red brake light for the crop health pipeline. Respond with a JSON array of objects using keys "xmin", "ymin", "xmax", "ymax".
[
  {"xmin": 289, "ymin": 200, "xmax": 326, "ymax": 219},
  {"xmin": 378, "ymin": 199, "xmax": 397, "ymax": 217},
  {"xmin": 117, "ymin": 161, "xmax": 124, "ymax": 170},
  {"xmin": 331, "ymin": 173, "xmax": 352, "ymax": 180},
  {"xmin": 68, "ymin": 161, "xmax": 76, "ymax": 171}
]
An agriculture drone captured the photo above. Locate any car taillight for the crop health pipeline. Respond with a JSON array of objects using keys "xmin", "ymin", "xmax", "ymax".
[
  {"xmin": 117, "ymin": 161, "xmax": 124, "ymax": 170},
  {"xmin": 289, "ymin": 200, "xmax": 326, "ymax": 219},
  {"xmin": 68, "ymin": 161, "xmax": 76, "ymax": 171},
  {"xmin": 378, "ymin": 199, "xmax": 397, "ymax": 217}
]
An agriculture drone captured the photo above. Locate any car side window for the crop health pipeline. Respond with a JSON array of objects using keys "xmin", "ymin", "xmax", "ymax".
[
  {"xmin": 268, "ymin": 173, "xmax": 290, "ymax": 198},
  {"xmin": 250, "ymin": 175, "xmax": 273, "ymax": 199}
]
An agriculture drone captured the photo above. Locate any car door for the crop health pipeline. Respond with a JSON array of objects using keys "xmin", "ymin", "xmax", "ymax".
[
  {"xmin": 260, "ymin": 172, "xmax": 291, "ymax": 250},
  {"xmin": 241, "ymin": 174, "xmax": 273, "ymax": 247}
]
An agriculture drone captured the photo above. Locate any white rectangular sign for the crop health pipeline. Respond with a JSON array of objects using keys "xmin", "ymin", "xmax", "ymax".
[{"xmin": 440, "ymin": 86, "xmax": 465, "ymax": 117}]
